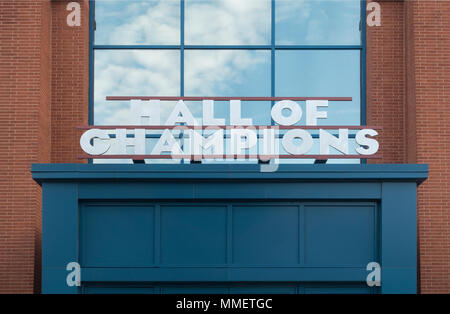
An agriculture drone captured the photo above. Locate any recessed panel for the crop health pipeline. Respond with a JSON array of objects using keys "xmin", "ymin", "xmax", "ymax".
[
  {"xmin": 232, "ymin": 205, "xmax": 299, "ymax": 265},
  {"xmin": 160, "ymin": 205, "xmax": 227, "ymax": 264},
  {"xmin": 81, "ymin": 204, "xmax": 154, "ymax": 267},
  {"xmin": 304, "ymin": 204, "xmax": 375, "ymax": 266}
]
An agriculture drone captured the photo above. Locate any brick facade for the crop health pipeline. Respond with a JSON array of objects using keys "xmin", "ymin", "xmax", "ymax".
[
  {"xmin": 367, "ymin": 0, "xmax": 405, "ymax": 164},
  {"xmin": 51, "ymin": 0, "xmax": 89, "ymax": 163},
  {"xmin": 408, "ymin": 0, "xmax": 450, "ymax": 293},
  {"xmin": 367, "ymin": 0, "xmax": 450, "ymax": 293},
  {"xmin": 0, "ymin": 0, "xmax": 448, "ymax": 293},
  {"xmin": 0, "ymin": 0, "xmax": 51, "ymax": 294},
  {"xmin": 0, "ymin": 0, "xmax": 88, "ymax": 294}
]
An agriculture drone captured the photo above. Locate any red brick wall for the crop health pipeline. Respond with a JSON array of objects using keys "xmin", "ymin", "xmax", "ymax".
[
  {"xmin": 0, "ymin": 0, "xmax": 51, "ymax": 293},
  {"xmin": 367, "ymin": 0, "xmax": 405, "ymax": 164},
  {"xmin": 34, "ymin": 0, "xmax": 52, "ymax": 295},
  {"xmin": 51, "ymin": 0, "xmax": 89, "ymax": 163},
  {"xmin": 368, "ymin": 0, "xmax": 450, "ymax": 293},
  {"xmin": 0, "ymin": 0, "xmax": 88, "ymax": 293},
  {"xmin": 409, "ymin": 0, "xmax": 450, "ymax": 293}
]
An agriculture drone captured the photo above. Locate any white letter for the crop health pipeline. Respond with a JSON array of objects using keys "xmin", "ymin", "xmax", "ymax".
[
  {"xmin": 319, "ymin": 129, "xmax": 349, "ymax": 154},
  {"xmin": 66, "ymin": 2, "xmax": 81, "ymax": 27},
  {"xmin": 366, "ymin": 262, "xmax": 381, "ymax": 287},
  {"xmin": 66, "ymin": 262, "xmax": 81, "ymax": 287},
  {"xmin": 306, "ymin": 100, "xmax": 328, "ymax": 126},
  {"xmin": 202, "ymin": 100, "xmax": 225, "ymax": 126},
  {"xmin": 189, "ymin": 129, "xmax": 224, "ymax": 161},
  {"xmin": 230, "ymin": 128, "xmax": 257, "ymax": 155},
  {"xmin": 115, "ymin": 129, "xmax": 146, "ymax": 155},
  {"xmin": 165, "ymin": 100, "xmax": 198, "ymax": 126},
  {"xmin": 259, "ymin": 128, "xmax": 279, "ymax": 161},
  {"xmin": 230, "ymin": 100, "xmax": 252, "ymax": 125},
  {"xmin": 80, "ymin": 129, "xmax": 111, "ymax": 155},
  {"xmin": 260, "ymin": 128, "xmax": 280, "ymax": 172},
  {"xmin": 271, "ymin": 100, "xmax": 302, "ymax": 126},
  {"xmin": 131, "ymin": 99, "xmax": 160, "ymax": 125},
  {"xmin": 282, "ymin": 129, "xmax": 313, "ymax": 155},
  {"xmin": 151, "ymin": 129, "xmax": 183, "ymax": 155},
  {"xmin": 356, "ymin": 129, "xmax": 379, "ymax": 155},
  {"xmin": 367, "ymin": 2, "xmax": 381, "ymax": 27}
]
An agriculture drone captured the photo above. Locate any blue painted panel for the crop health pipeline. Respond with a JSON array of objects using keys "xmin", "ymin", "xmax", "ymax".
[
  {"xmin": 161, "ymin": 285, "xmax": 229, "ymax": 294},
  {"xmin": 80, "ymin": 204, "xmax": 154, "ymax": 267},
  {"xmin": 32, "ymin": 163, "xmax": 426, "ymax": 294},
  {"xmin": 160, "ymin": 205, "xmax": 227, "ymax": 264},
  {"xmin": 81, "ymin": 283, "xmax": 375, "ymax": 294},
  {"xmin": 41, "ymin": 182, "xmax": 78, "ymax": 294},
  {"xmin": 160, "ymin": 283, "xmax": 299, "ymax": 294},
  {"xmin": 81, "ymin": 266, "xmax": 368, "ymax": 282},
  {"xmin": 381, "ymin": 268, "xmax": 417, "ymax": 294},
  {"xmin": 381, "ymin": 182, "xmax": 417, "ymax": 294},
  {"xmin": 42, "ymin": 268, "xmax": 78, "ymax": 294},
  {"xmin": 381, "ymin": 183, "xmax": 417, "ymax": 267},
  {"xmin": 42, "ymin": 183, "xmax": 78, "ymax": 268},
  {"xmin": 229, "ymin": 284, "xmax": 297, "ymax": 294},
  {"xmin": 31, "ymin": 164, "xmax": 429, "ymax": 183},
  {"xmin": 304, "ymin": 204, "xmax": 375, "ymax": 266},
  {"xmin": 232, "ymin": 205, "xmax": 299, "ymax": 265},
  {"xmin": 83, "ymin": 286, "xmax": 156, "ymax": 294},
  {"xmin": 78, "ymin": 182, "xmax": 381, "ymax": 200},
  {"xmin": 303, "ymin": 283, "xmax": 374, "ymax": 294}
]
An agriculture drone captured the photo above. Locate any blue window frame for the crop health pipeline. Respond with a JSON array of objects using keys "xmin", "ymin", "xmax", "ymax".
[{"xmin": 89, "ymin": 0, "xmax": 366, "ymax": 163}]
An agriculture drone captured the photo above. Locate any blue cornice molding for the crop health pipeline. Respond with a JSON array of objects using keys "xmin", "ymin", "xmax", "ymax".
[{"xmin": 31, "ymin": 163, "xmax": 428, "ymax": 184}]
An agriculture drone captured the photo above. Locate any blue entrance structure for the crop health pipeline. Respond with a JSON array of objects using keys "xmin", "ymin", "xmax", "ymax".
[{"xmin": 32, "ymin": 164, "xmax": 427, "ymax": 294}]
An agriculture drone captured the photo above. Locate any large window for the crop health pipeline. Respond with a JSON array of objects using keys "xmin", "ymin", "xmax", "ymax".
[{"xmin": 91, "ymin": 0, "xmax": 365, "ymax": 164}]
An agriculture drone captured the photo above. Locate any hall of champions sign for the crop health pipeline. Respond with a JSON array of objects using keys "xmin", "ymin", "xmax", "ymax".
[{"xmin": 78, "ymin": 96, "xmax": 381, "ymax": 161}]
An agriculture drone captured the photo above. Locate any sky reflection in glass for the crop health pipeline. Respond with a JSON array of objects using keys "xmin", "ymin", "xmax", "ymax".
[
  {"xmin": 185, "ymin": 0, "xmax": 271, "ymax": 45},
  {"xmin": 93, "ymin": 0, "xmax": 363, "ymax": 164},
  {"xmin": 275, "ymin": 0, "xmax": 361, "ymax": 45},
  {"xmin": 276, "ymin": 50, "xmax": 361, "ymax": 126},
  {"xmin": 185, "ymin": 50, "xmax": 271, "ymax": 125},
  {"xmin": 94, "ymin": 50, "xmax": 180, "ymax": 125},
  {"xmin": 95, "ymin": 0, "xmax": 180, "ymax": 45}
]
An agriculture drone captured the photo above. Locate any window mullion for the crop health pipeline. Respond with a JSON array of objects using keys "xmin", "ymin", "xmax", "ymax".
[
  {"xmin": 271, "ymin": 0, "xmax": 275, "ymax": 126},
  {"xmin": 180, "ymin": 0, "xmax": 185, "ymax": 97}
]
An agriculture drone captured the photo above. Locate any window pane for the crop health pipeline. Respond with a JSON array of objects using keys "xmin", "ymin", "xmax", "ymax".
[
  {"xmin": 185, "ymin": 50, "xmax": 271, "ymax": 125},
  {"xmin": 185, "ymin": 50, "xmax": 270, "ymax": 96},
  {"xmin": 94, "ymin": 50, "xmax": 180, "ymax": 125},
  {"xmin": 184, "ymin": 50, "xmax": 270, "ymax": 164},
  {"xmin": 185, "ymin": 0, "xmax": 271, "ymax": 45},
  {"xmin": 95, "ymin": 0, "xmax": 180, "ymax": 45},
  {"xmin": 275, "ymin": 0, "xmax": 361, "ymax": 45},
  {"xmin": 276, "ymin": 50, "xmax": 361, "ymax": 164},
  {"xmin": 275, "ymin": 50, "xmax": 360, "ymax": 125}
]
